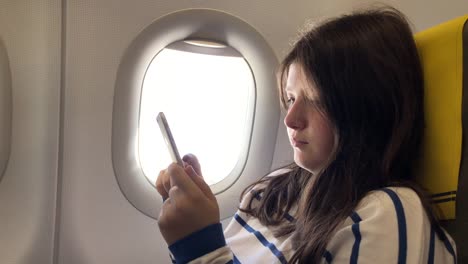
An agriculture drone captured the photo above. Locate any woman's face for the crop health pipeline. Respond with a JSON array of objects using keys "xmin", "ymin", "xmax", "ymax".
[{"xmin": 284, "ymin": 64, "xmax": 336, "ymax": 174}]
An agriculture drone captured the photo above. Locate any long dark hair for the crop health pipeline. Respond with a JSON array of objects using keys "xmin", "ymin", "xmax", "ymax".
[{"xmin": 240, "ymin": 7, "xmax": 444, "ymax": 263}]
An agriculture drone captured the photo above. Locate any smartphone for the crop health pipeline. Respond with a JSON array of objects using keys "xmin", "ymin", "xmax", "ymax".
[{"xmin": 157, "ymin": 112, "xmax": 183, "ymax": 166}]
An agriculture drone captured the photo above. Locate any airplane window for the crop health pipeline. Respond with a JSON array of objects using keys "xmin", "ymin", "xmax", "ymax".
[
  {"xmin": 138, "ymin": 40, "xmax": 255, "ymax": 186},
  {"xmin": 112, "ymin": 8, "xmax": 278, "ymax": 219}
]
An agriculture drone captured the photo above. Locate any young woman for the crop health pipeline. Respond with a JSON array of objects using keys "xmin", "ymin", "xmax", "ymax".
[{"xmin": 156, "ymin": 7, "xmax": 457, "ymax": 263}]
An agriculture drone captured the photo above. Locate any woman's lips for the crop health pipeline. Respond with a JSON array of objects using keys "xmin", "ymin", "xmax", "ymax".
[{"xmin": 292, "ymin": 138, "xmax": 309, "ymax": 147}]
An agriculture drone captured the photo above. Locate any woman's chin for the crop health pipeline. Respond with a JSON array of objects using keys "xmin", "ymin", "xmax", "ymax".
[{"xmin": 294, "ymin": 154, "xmax": 320, "ymax": 174}]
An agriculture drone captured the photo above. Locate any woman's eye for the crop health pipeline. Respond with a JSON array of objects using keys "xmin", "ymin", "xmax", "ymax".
[{"xmin": 286, "ymin": 97, "xmax": 295, "ymax": 107}]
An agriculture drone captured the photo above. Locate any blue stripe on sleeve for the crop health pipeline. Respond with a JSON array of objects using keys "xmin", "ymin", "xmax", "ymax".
[
  {"xmin": 284, "ymin": 213, "xmax": 295, "ymax": 223},
  {"xmin": 251, "ymin": 191, "xmax": 295, "ymax": 222},
  {"xmin": 428, "ymin": 226, "xmax": 435, "ymax": 264},
  {"xmin": 323, "ymin": 250, "xmax": 333, "ymax": 263},
  {"xmin": 168, "ymin": 223, "xmax": 226, "ymax": 264},
  {"xmin": 234, "ymin": 214, "xmax": 288, "ymax": 264},
  {"xmin": 441, "ymin": 234, "xmax": 457, "ymax": 263},
  {"xmin": 252, "ymin": 190, "xmax": 262, "ymax": 201},
  {"xmin": 350, "ymin": 211, "xmax": 362, "ymax": 264},
  {"xmin": 251, "ymin": 191, "xmax": 296, "ymax": 223},
  {"xmin": 382, "ymin": 188, "xmax": 407, "ymax": 264},
  {"xmin": 350, "ymin": 211, "xmax": 362, "ymax": 223},
  {"xmin": 233, "ymin": 254, "xmax": 241, "ymax": 264},
  {"xmin": 170, "ymin": 253, "xmax": 176, "ymax": 263}
]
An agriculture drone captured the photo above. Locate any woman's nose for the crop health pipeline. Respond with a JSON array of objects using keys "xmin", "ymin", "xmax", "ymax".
[{"xmin": 284, "ymin": 102, "xmax": 304, "ymax": 130}]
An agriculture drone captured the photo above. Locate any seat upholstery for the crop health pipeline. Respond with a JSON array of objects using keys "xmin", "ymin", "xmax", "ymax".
[{"xmin": 414, "ymin": 15, "xmax": 468, "ymax": 262}]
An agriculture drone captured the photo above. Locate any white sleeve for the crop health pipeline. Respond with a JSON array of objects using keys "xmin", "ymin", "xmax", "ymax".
[{"xmin": 324, "ymin": 187, "xmax": 456, "ymax": 263}]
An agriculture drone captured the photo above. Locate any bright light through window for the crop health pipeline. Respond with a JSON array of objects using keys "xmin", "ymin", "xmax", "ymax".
[{"xmin": 139, "ymin": 42, "xmax": 255, "ymax": 186}]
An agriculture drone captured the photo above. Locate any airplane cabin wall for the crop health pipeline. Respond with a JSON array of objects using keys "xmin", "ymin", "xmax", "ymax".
[
  {"xmin": 0, "ymin": 1, "xmax": 61, "ymax": 263},
  {"xmin": 0, "ymin": 0, "xmax": 467, "ymax": 264}
]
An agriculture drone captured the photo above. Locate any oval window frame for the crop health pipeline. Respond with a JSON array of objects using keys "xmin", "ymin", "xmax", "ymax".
[{"xmin": 112, "ymin": 9, "xmax": 279, "ymax": 220}]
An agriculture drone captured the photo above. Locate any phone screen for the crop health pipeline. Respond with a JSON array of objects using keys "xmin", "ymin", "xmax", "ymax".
[{"xmin": 156, "ymin": 112, "xmax": 183, "ymax": 166}]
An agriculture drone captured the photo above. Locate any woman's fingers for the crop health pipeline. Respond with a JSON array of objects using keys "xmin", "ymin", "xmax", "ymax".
[
  {"xmin": 167, "ymin": 163, "xmax": 201, "ymax": 196},
  {"xmin": 184, "ymin": 165, "xmax": 216, "ymax": 202},
  {"xmin": 182, "ymin": 153, "xmax": 202, "ymax": 177},
  {"xmin": 158, "ymin": 163, "xmax": 220, "ymax": 245},
  {"xmin": 155, "ymin": 169, "xmax": 170, "ymax": 200},
  {"xmin": 158, "ymin": 160, "xmax": 214, "ymax": 204}
]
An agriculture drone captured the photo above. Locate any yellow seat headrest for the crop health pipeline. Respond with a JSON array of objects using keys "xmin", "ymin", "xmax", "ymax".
[{"xmin": 414, "ymin": 15, "xmax": 468, "ymax": 220}]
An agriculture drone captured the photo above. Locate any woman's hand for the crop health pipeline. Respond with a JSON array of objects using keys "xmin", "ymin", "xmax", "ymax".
[{"xmin": 155, "ymin": 154, "xmax": 220, "ymax": 245}]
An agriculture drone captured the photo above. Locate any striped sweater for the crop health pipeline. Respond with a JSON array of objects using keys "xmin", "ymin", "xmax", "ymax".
[{"xmin": 169, "ymin": 186, "xmax": 457, "ymax": 263}]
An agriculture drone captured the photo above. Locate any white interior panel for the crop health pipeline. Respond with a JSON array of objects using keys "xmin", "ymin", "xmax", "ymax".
[
  {"xmin": 0, "ymin": 1, "xmax": 61, "ymax": 263},
  {"xmin": 0, "ymin": 37, "xmax": 11, "ymax": 182}
]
